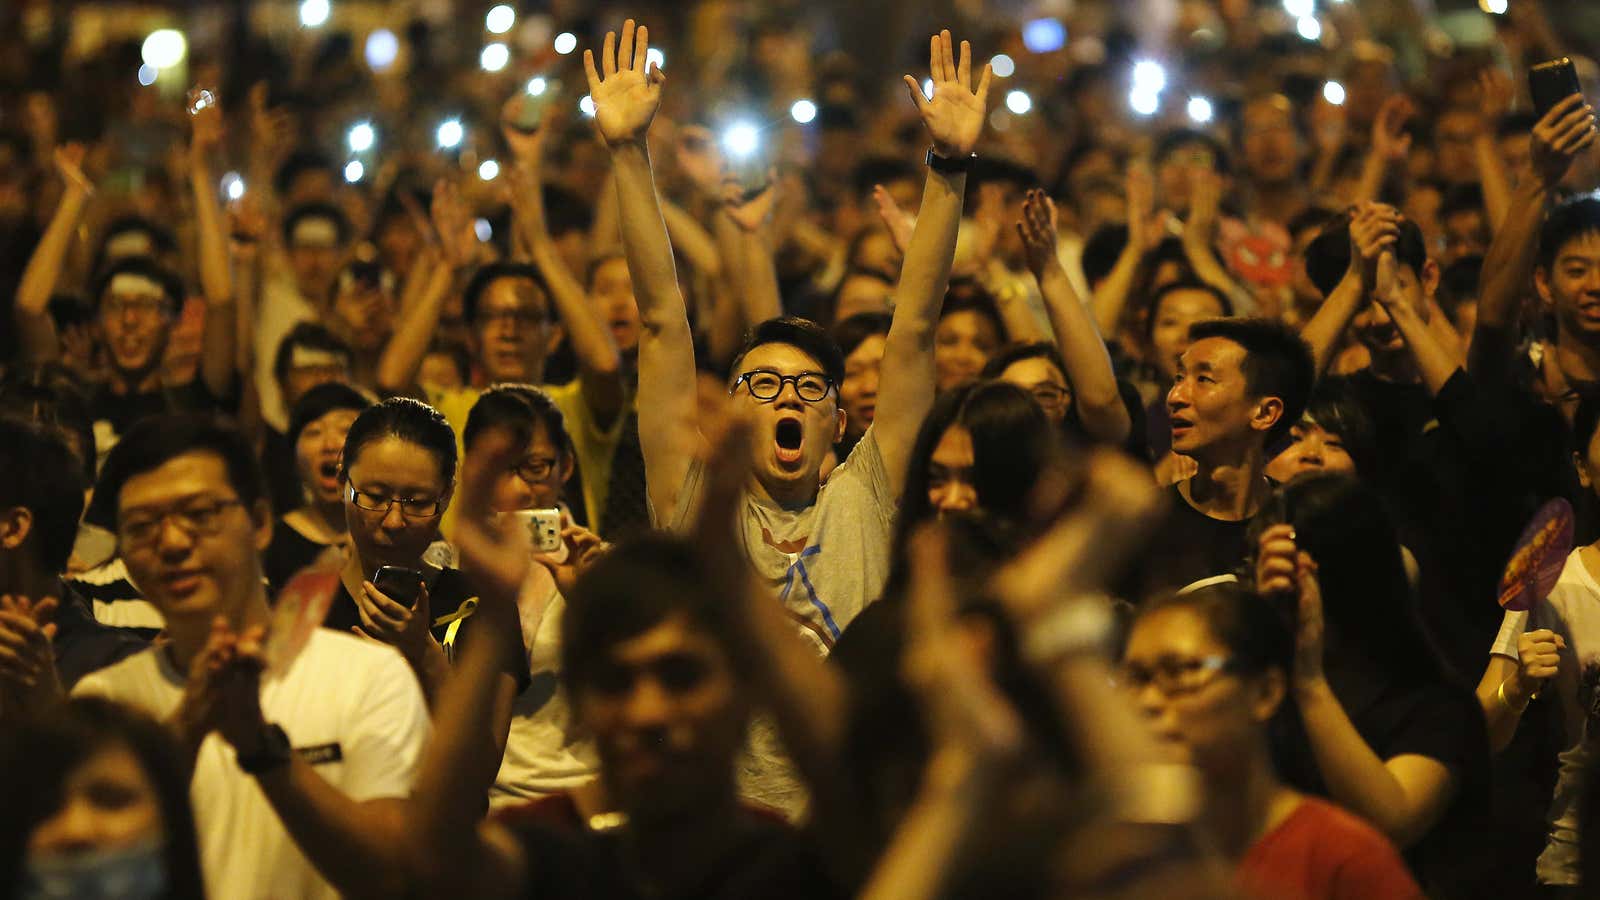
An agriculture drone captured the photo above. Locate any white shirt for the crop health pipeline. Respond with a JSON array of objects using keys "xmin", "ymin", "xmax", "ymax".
[
  {"xmin": 254, "ymin": 271, "xmax": 317, "ymax": 432},
  {"xmin": 75, "ymin": 629, "xmax": 430, "ymax": 900},
  {"xmin": 1490, "ymin": 548, "xmax": 1600, "ymax": 885}
]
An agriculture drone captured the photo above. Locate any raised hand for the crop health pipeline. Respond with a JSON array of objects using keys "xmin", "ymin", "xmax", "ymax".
[
  {"xmin": 873, "ymin": 184, "xmax": 916, "ymax": 257},
  {"xmin": 1125, "ymin": 161, "xmax": 1160, "ymax": 253},
  {"xmin": 1513, "ymin": 628, "xmax": 1565, "ymax": 698},
  {"xmin": 1371, "ymin": 95, "xmax": 1415, "ymax": 163},
  {"xmin": 500, "ymin": 96, "xmax": 551, "ymax": 168},
  {"xmin": 903, "ymin": 30, "xmax": 992, "ymax": 160},
  {"xmin": 1346, "ymin": 201, "xmax": 1401, "ymax": 292},
  {"xmin": 0, "ymin": 595, "xmax": 60, "ymax": 707},
  {"xmin": 1256, "ymin": 524, "xmax": 1325, "ymax": 688},
  {"xmin": 188, "ymin": 87, "xmax": 225, "ymax": 154},
  {"xmin": 173, "ymin": 616, "xmax": 267, "ymax": 753},
  {"xmin": 1016, "ymin": 188, "xmax": 1061, "ymax": 279},
  {"xmin": 248, "ymin": 82, "xmax": 294, "ymax": 168},
  {"xmin": 53, "ymin": 143, "xmax": 93, "ymax": 196},
  {"xmin": 430, "ymin": 179, "xmax": 477, "ymax": 269},
  {"xmin": 722, "ymin": 176, "xmax": 778, "ymax": 233},
  {"xmin": 1530, "ymin": 93, "xmax": 1598, "ymax": 189},
  {"xmin": 454, "ymin": 428, "xmax": 533, "ymax": 613},
  {"xmin": 1185, "ymin": 168, "xmax": 1222, "ymax": 243},
  {"xmin": 584, "ymin": 19, "xmax": 665, "ymax": 148}
]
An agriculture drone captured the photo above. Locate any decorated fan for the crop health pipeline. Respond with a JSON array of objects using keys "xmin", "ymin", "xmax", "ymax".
[{"xmin": 1498, "ymin": 498, "xmax": 1575, "ymax": 612}]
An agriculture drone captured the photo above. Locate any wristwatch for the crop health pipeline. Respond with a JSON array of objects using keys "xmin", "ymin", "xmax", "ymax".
[
  {"xmin": 237, "ymin": 723, "xmax": 292, "ymax": 775},
  {"xmin": 925, "ymin": 148, "xmax": 976, "ymax": 174}
]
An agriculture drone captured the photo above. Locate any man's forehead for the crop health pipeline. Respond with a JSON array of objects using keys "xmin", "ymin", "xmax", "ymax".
[
  {"xmin": 739, "ymin": 342, "xmax": 825, "ymax": 373},
  {"xmin": 1556, "ymin": 232, "xmax": 1600, "ymax": 262},
  {"xmin": 481, "ymin": 277, "xmax": 548, "ymax": 311},
  {"xmin": 119, "ymin": 452, "xmax": 232, "ymax": 509},
  {"xmin": 605, "ymin": 614, "xmax": 724, "ymax": 666},
  {"xmin": 1181, "ymin": 336, "xmax": 1246, "ymax": 369}
]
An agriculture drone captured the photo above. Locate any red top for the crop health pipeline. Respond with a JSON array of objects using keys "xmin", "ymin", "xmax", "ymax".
[{"xmin": 1237, "ymin": 797, "xmax": 1424, "ymax": 900}]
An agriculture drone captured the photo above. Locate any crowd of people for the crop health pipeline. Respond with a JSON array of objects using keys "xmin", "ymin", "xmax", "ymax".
[{"xmin": 2, "ymin": 0, "xmax": 1600, "ymax": 897}]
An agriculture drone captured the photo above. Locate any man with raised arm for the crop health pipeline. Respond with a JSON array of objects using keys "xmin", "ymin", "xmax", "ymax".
[{"xmin": 588, "ymin": 20, "xmax": 990, "ymax": 646}]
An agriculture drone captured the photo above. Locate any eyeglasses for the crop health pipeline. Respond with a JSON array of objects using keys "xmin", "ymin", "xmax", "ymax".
[
  {"xmin": 1028, "ymin": 383, "xmax": 1071, "ymax": 411},
  {"xmin": 512, "ymin": 457, "xmax": 559, "ymax": 482},
  {"xmin": 478, "ymin": 308, "xmax": 547, "ymax": 327},
  {"xmin": 119, "ymin": 497, "xmax": 244, "ymax": 548},
  {"xmin": 733, "ymin": 370, "xmax": 834, "ymax": 403},
  {"xmin": 102, "ymin": 296, "xmax": 172, "ymax": 319},
  {"xmin": 347, "ymin": 484, "xmax": 443, "ymax": 518},
  {"xmin": 1116, "ymin": 655, "xmax": 1237, "ymax": 696}
]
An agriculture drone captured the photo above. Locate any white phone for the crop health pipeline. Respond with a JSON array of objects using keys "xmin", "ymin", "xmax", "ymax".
[{"xmin": 510, "ymin": 508, "xmax": 564, "ymax": 554}]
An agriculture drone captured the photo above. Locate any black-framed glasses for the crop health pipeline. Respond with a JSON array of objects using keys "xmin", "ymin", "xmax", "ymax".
[
  {"xmin": 102, "ymin": 296, "xmax": 173, "ymax": 319},
  {"xmin": 1028, "ymin": 383, "xmax": 1072, "ymax": 410},
  {"xmin": 512, "ymin": 457, "xmax": 559, "ymax": 483},
  {"xmin": 347, "ymin": 483, "xmax": 443, "ymax": 518},
  {"xmin": 119, "ymin": 497, "xmax": 244, "ymax": 548},
  {"xmin": 733, "ymin": 369, "xmax": 834, "ymax": 403},
  {"xmin": 1116, "ymin": 655, "xmax": 1237, "ymax": 696}
]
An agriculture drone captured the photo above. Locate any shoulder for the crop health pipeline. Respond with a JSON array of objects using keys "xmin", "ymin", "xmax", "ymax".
[
  {"xmin": 71, "ymin": 646, "xmax": 164, "ymax": 699},
  {"xmin": 299, "ymin": 629, "xmax": 413, "ymax": 678}
]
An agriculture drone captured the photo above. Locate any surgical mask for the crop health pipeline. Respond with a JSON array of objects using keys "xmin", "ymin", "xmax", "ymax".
[{"xmin": 22, "ymin": 839, "xmax": 167, "ymax": 900}]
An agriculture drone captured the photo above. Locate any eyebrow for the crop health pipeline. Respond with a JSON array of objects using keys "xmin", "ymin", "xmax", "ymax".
[{"xmin": 121, "ymin": 488, "xmax": 229, "ymax": 517}]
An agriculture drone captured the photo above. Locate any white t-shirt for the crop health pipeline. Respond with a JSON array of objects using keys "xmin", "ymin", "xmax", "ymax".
[
  {"xmin": 1490, "ymin": 548, "xmax": 1600, "ymax": 886},
  {"xmin": 74, "ymin": 629, "xmax": 430, "ymax": 900},
  {"xmin": 254, "ymin": 271, "xmax": 317, "ymax": 433},
  {"xmin": 490, "ymin": 566, "xmax": 598, "ymax": 807}
]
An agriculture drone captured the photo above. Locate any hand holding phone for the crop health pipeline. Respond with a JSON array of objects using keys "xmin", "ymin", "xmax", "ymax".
[
  {"xmin": 1530, "ymin": 58, "xmax": 1582, "ymax": 119},
  {"xmin": 509, "ymin": 508, "xmax": 565, "ymax": 555},
  {"xmin": 373, "ymin": 566, "xmax": 425, "ymax": 610}
]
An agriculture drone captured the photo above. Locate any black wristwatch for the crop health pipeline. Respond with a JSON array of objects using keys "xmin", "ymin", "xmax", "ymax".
[
  {"xmin": 237, "ymin": 723, "xmax": 292, "ymax": 775},
  {"xmin": 925, "ymin": 148, "xmax": 976, "ymax": 174}
]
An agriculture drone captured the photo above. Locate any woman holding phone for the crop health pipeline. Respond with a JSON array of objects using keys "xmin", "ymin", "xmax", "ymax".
[{"xmin": 335, "ymin": 397, "xmax": 529, "ymax": 721}]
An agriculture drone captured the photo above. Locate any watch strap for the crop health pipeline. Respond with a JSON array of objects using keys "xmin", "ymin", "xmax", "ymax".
[
  {"xmin": 237, "ymin": 723, "xmax": 292, "ymax": 775},
  {"xmin": 925, "ymin": 148, "xmax": 976, "ymax": 173}
]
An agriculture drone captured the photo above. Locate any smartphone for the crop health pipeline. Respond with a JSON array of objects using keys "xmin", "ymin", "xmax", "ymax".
[
  {"xmin": 1530, "ymin": 57, "xmax": 1582, "ymax": 118},
  {"xmin": 728, "ymin": 152, "xmax": 770, "ymax": 201},
  {"xmin": 510, "ymin": 508, "xmax": 564, "ymax": 554},
  {"xmin": 507, "ymin": 88, "xmax": 555, "ymax": 135},
  {"xmin": 373, "ymin": 566, "xmax": 425, "ymax": 609}
]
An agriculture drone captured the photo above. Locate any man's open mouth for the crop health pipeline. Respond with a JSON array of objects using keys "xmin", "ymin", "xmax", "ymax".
[{"xmin": 775, "ymin": 418, "xmax": 804, "ymax": 465}]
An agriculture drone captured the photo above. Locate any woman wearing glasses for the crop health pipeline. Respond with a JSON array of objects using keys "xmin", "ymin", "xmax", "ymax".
[
  {"xmin": 981, "ymin": 342, "xmax": 1146, "ymax": 456},
  {"xmin": 1121, "ymin": 582, "xmax": 1423, "ymax": 900},
  {"xmin": 334, "ymin": 397, "xmax": 529, "ymax": 714},
  {"xmin": 262, "ymin": 382, "xmax": 370, "ymax": 594}
]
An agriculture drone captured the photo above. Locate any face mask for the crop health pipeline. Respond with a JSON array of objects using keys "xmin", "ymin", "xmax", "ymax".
[{"xmin": 22, "ymin": 839, "xmax": 168, "ymax": 900}]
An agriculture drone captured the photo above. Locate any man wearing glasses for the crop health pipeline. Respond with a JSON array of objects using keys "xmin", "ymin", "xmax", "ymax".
[{"xmin": 74, "ymin": 416, "xmax": 430, "ymax": 900}]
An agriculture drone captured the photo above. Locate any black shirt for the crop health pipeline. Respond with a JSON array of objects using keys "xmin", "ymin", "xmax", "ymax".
[
  {"xmin": 262, "ymin": 519, "xmax": 337, "ymax": 596},
  {"xmin": 262, "ymin": 426, "xmax": 304, "ymax": 517},
  {"xmin": 51, "ymin": 586, "xmax": 149, "ymax": 689},
  {"xmin": 90, "ymin": 377, "xmax": 233, "ymax": 441},
  {"xmin": 1120, "ymin": 482, "xmax": 1254, "ymax": 603}
]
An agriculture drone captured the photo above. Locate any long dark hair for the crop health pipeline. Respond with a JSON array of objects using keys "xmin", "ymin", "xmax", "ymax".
[
  {"xmin": 895, "ymin": 380, "xmax": 1060, "ymax": 555},
  {"xmin": 0, "ymin": 698, "xmax": 205, "ymax": 900}
]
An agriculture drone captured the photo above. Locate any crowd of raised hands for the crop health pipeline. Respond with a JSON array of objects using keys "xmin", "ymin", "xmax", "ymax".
[{"xmin": 2, "ymin": 2, "xmax": 1600, "ymax": 898}]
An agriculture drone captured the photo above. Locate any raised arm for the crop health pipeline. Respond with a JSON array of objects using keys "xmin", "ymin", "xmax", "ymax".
[
  {"xmin": 376, "ymin": 182, "xmax": 467, "ymax": 395},
  {"xmin": 720, "ymin": 179, "xmax": 786, "ymax": 326},
  {"xmin": 1017, "ymin": 189, "xmax": 1130, "ymax": 445},
  {"xmin": 1352, "ymin": 96, "xmax": 1413, "ymax": 204},
  {"xmin": 1470, "ymin": 70, "xmax": 1515, "ymax": 233},
  {"xmin": 875, "ymin": 31, "xmax": 992, "ymax": 494},
  {"xmin": 1300, "ymin": 202, "xmax": 1400, "ymax": 374},
  {"xmin": 187, "ymin": 90, "xmax": 239, "ymax": 399},
  {"xmin": 1089, "ymin": 163, "xmax": 1156, "ymax": 337},
  {"xmin": 13, "ymin": 144, "xmax": 94, "ymax": 365},
  {"xmin": 587, "ymin": 20, "xmax": 705, "ymax": 524},
  {"xmin": 1472, "ymin": 94, "xmax": 1596, "ymax": 378},
  {"xmin": 503, "ymin": 113, "xmax": 625, "ymax": 424},
  {"xmin": 1372, "ymin": 251, "xmax": 1461, "ymax": 396}
]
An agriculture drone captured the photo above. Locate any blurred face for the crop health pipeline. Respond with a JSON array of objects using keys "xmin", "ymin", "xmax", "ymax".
[
  {"xmin": 840, "ymin": 334, "xmax": 886, "ymax": 440},
  {"xmin": 27, "ymin": 744, "xmax": 163, "ymax": 858},
  {"xmin": 1537, "ymin": 232, "xmax": 1600, "ymax": 344},
  {"xmin": 1157, "ymin": 142, "xmax": 1218, "ymax": 212},
  {"xmin": 927, "ymin": 423, "xmax": 976, "ymax": 515},
  {"xmin": 577, "ymin": 613, "xmax": 746, "ymax": 820},
  {"xmin": 730, "ymin": 343, "xmax": 844, "ymax": 500},
  {"xmin": 474, "ymin": 277, "xmax": 557, "ymax": 384},
  {"xmin": 1265, "ymin": 420, "xmax": 1356, "ymax": 483},
  {"xmin": 1167, "ymin": 337, "xmax": 1277, "ymax": 460},
  {"xmin": 1352, "ymin": 262, "xmax": 1435, "ymax": 358},
  {"xmin": 1241, "ymin": 98, "xmax": 1303, "ymax": 185},
  {"xmin": 331, "ymin": 280, "xmax": 394, "ymax": 352},
  {"xmin": 376, "ymin": 216, "xmax": 421, "ymax": 277},
  {"xmin": 117, "ymin": 452, "xmax": 272, "ymax": 624},
  {"xmin": 589, "ymin": 257, "xmax": 640, "ymax": 355},
  {"xmin": 98, "ymin": 284, "xmax": 174, "ymax": 378},
  {"xmin": 1576, "ymin": 419, "xmax": 1600, "ymax": 501},
  {"xmin": 1122, "ymin": 606, "xmax": 1280, "ymax": 771},
  {"xmin": 288, "ymin": 244, "xmax": 343, "ymax": 303},
  {"xmin": 295, "ymin": 409, "xmax": 361, "ymax": 506},
  {"xmin": 934, "ymin": 310, "xmax": 1002, "ymax": 392},
  {"xmin": 1499, "ymin": 132, "xmax": 1533, "ymax": 184},
  {"xmin": 1432, "ymin": 111, "xmax": 1479, "ymax": 185},
  {"xmin": 418, "ymin": 352, "xmax": 465, "ymax": 393},
  {"xmin": 850, "ymin": 229, "xmax": 902, "ymax": 280},
  {"xmin": 486, "ymin": 420, "xmax": 572, "ymax": 513},
  {"xmin": 999, "ymin": 356, "xmax": 1072, "ymax": 425},
  {"xmin": 835, "ymin": 274, "xmax": 894, "ymax": 323},
  {"xmin": 342, "ymin": 436, "xmax": 451, "ymax": 573},
  {"xmin": 1148, "ymin": 289, "xmax": 1227, "ymax": 381},
  {"xmin": 281, "ymin": 357, "xmax": 351, "ymax": 411}
]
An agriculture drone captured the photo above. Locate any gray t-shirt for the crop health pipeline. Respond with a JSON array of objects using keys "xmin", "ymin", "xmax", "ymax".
[{"xmin": 662, "ymin": 427, "xmax": 897, "ymax": 652}]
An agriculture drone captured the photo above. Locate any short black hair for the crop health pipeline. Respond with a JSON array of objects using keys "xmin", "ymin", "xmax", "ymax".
[
  {"xmin": 980, "ymin": 341, "xmax": 1069, "ymax": 383},
  {"xmin": 1081, "ymin": 224, "xmax": 1131, "ymax": 288},
  {"xmin": 424, "ymin": 338, "xmax": 475, "ymax": 386},
  {"xmin": 1136, "ymin": 582, "xmax": 1293, "ymax": 680},
  {"xmin": 464, "ymin": 383, "xmax": 574, "ymax": 462},
  {"xmin": 730, "ymin": 316, "xmax": 847, "ymax": 389},
  {"xmin": 542, "ymin": 185, "xmax": 595, "ymax": 238},
  {"xmin": 1187, "ymin": 317, "xmax": 1314, "ymax": 445},
  {"xmin": 562, "ymin": 535, "xmax": 735, "ymax": 695},
  {"xmin": 94, "ymin": 416, "xmax": 266, "ymax": 528},
  {"xmin": 0, "ymin": 418, "xmax": 87, "ymax": 573},
  {"xmin": 1154, "ymin": 128, "xmax": 1231, "ymax": 175},
  {"xmin": 1144, "ymin": 280, "xmax": 1235, "ymax": 342},
  {"xmin": 1296, "ymin": 377, "xmax": 1379, "ymax": 480},
  {"xmin": 940, "ymin": 284, "xmax": 1008, "ymax": 344},
  {"xmin": 461, "ymin": 262, "xmax": 552, "ymax": 325},
  {"xmin": 850, "ymin": 156, "xmax": 919, "ymax": 202},
  {"xmin": 0, "ymin": 365, "xmax": 97, "ymax": 482},
  {"xmin": 273, "ymin": 322, "xmax": 354, "ymax": 386},
  {"xmin": 91, "ymin": 256, "xmax": 186, "ymax": 314},
  {"xmin": 282, "ymin": 202, "xmax": 353, "ymax": 248},
  {"xmin": 341, "ymin": 397, "xmax": 458, "ymax": 486},
  {"xmin": 971, "ymin": 157, "xmax": 1040, "ymax": 195},
  {"xmin": 274, "ymin": 148, "xmax": 338, "ymax": 196},
  {"xmin": 1436, "ymin": 254, "xmax": 1482, "ymax": 326},
  {"xmin": 1304, "ymin": 208, "xmax": 1429, "ymax": 298},
  {"xmin": 287, "ymin": 381, "xmax": 371, "ymax": 448},
  {"xmin": 832, "ymin": 312, "xmax": 893, "ymax": 359},
  {"xmin": 1539, "ymin": 193, "xmax": 1600, "ymax": 272}
]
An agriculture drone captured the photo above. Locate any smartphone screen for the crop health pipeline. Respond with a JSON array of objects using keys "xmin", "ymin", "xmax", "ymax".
[
  {"xmin": 1530, "ymin": 58, "xmax": 1582, "ymax": 118},
  {"xmin": 373, "ymin": 566, "xmax": 424, "ymax": 609}
]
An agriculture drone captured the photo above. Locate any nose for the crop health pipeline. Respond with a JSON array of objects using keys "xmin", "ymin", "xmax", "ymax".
[
  {"xmin": 1299, "ymin": 434, "xmax": 1325, "ymax": 466},
  {"xmin": 33, "ymin": 797, "xmax": 103, "ymax": 855},
  {"xmin": 154, "ymin": 516, "xmax": 197, "ymax": 556},
  {"xmin": 1134, "ymin": 680, "xmax": 1169, "ymax": 719},
  {"xmin": 621, "ymin": 675, "xmax": 673, "ymax": 730},
  {"xmin": 860, "ymin": 368, "xmax": 880, "ymax": 397},
  {"xmin": 936, "ymin": 480, "xmax": 977, "ymax": 514},
  {"xmin": 380, "ymin": 501, "xmax": 408, "ymax": 531},
  {"xmin": 1167, "ymin": 379, "xmax": 1190, "ymax": 411}
]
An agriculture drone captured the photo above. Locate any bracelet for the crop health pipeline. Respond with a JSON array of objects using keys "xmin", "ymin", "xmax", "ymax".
[{"xmin": 1497, "ymin": 680, "xmax": 1530, "ymax": 714}]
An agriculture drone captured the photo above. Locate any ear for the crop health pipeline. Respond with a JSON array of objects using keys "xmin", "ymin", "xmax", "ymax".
[
  {"xmin": 1420, "ymin": 258, "xmax": 1441, "ymax": 300},
  {"xmin": 545, "ymin": 321, "xmax": 565, "ymax": 356},
  {"xmin": 834, "ymin": 408, "xmax": 847, "ymax": 444},
  {"xmin": 1577, "ymin": 451, "xmax": 1593, "ymax": 490},
  {"xmin": 1535, "ymin": 266, "xmax": 1555, "ymax": 309},
  {"xmin": 1252, "ymin": 667, "xmax": 1287, "ymax": 723},
  {"xmin": 559, "ymin": 453, "xmax": 576, "ymax": 486},
  {"xmin": 0, "ymin": 506, "xmax": 34, "ymax": 553},
  {"xmin": 251, "ymin": 499, "xmax": 275, "ymax": 552},
  {"xmin": 1252, "ymin": 396, "xmax": 1285, "ymax": 436}
]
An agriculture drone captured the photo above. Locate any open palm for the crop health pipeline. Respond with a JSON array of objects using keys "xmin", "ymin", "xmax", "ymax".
[
  {"xmin": 584, "ymin": 19, "xmax": 664, "ymax": 147},
  {"xmin": 904, "ymin": 30, "xmax": 992, "ymax": 160}
]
